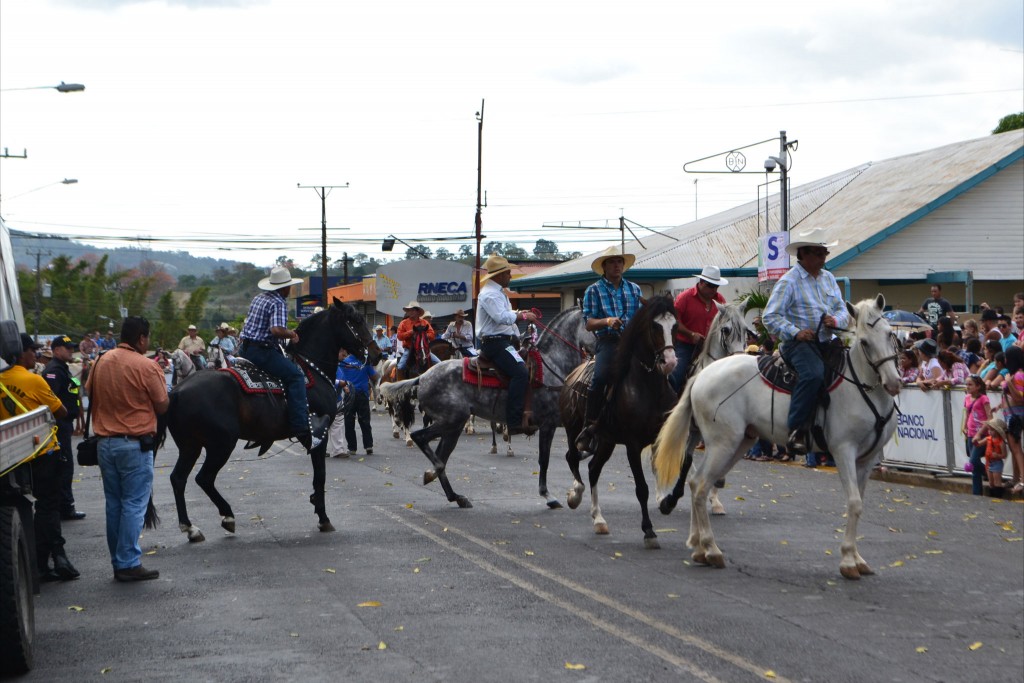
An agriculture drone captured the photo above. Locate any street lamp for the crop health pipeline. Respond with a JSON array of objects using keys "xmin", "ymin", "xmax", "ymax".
[
  {"xmin": 762, "ymin": 131, "xmax": 798, "ymax": 231},
  {"xmin": 382, "ymin": 235, "xmax": 429, "ymax": 259},
  {"xmin": 0, "ymin": 81, "xmax": 86, "ymax": 93}
]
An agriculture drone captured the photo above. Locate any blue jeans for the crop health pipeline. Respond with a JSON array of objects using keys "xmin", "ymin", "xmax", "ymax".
[
  {"xmin": 98, "ymin": 437, "xmax": 154, "ymax": 570},
  {"xmin": 781, "ymin": 341, "xmax": 825, "ymax": 431},
  {"xmin": 668, "ymin": 341, "xmax": 696, "ymax": 394},
  {"xmin": 240, "ymin": 343, "xmax": 308, "ymax": 435},
  {"xmin": 397, "ymin": 349, "xmax": 441, "ymax": 369},
  {"xmin": 967, "ymin": 437, "xmax": 986, "ymax": 495},
  {"xmin": 480, "ymin": 338, "xmax": 528, "ymax": 427}
]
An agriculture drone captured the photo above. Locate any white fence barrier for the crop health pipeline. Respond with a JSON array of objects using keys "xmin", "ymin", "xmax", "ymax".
[{"xmin": 882, "ymin": 385, "xmax": 1017, "ymax": 481}]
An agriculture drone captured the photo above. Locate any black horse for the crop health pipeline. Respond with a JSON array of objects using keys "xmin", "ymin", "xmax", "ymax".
[
  {"xmin": 158, "ymin": 299, "xmax": 378, "ymax": 542},
  {"xmin": 559, "ymin": 295, "xmax": 679, "ymax": 548}
]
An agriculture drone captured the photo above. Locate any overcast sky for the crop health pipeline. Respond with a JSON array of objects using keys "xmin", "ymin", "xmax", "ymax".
[{"xmin": 1, "ymin": 0, "xmax": 1021, "ymax": 270}]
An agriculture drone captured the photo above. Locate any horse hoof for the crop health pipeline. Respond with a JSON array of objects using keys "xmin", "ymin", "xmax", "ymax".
[
  {"xmin": 644, "ymin": 537, "xmax": 661, "ymax": 550},
  {"xmin": 594, "ymin": 522, "xmax": 610, "ymax": 535},
  {"xmin": 392, "ymin": 432, "xmax": 399, "ymax": 439},
  {"xmin": 711, "ymin": 503, "xmax": 726, "ymax": 516},
  {"xmin": 856, "ymin": 562, "xmax": 875, "ymax": 576},
  {"xmin": 188, "ymin": 530, "xmax": 205, "ymax": 543},
  {"xmin": 506, "ymin": 450, "xmax": 515, "ymax": 458},
  {"xmin": 691, "ymin": 550, "xmax": 708, "ymax": 565},
  {"xmin": 318, "ymin": 522, "xmax": 336, "ymax": 533},
  {"xmin": 456, "ymin": 497, "xmax": 473, "ymax": 509},
  {"xmin": 423, "ymin": 470, "xmax": 438, "ymax": 485},
  {"xmin": 489, "ymin": 446, "xmax": 497, "ymax": 454},
  {"xmin": 546, "ymin": 499, "xmax": 562, "ymax": 510},
  {"xmin": 221, "ymin": 517, "xmax": 236, "ymax": 534},
  {"xmin": 840, "ymin": 565, "xmax": 862, "ymax": 580},
  {"xmin": 707, "ymin": 553, "xmax": 726, "ymax": 569},
  {"xmin": 406, "ymin": 438, "xmax": 413, "ymax": 447},
  {"xmin": 658, "ymin": 496, "xmax": 677, "ymax": 516},
  {"xmin": 567, "ymin": 482, "xmax": 584, "ymax": 510}
]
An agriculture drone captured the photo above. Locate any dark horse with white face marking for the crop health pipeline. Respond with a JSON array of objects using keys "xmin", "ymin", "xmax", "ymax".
[
  {"xmin": 157, "ymin": 300, "xmax": 378, "ymax": 542},
  {"xmin": 380, "ymin": 307, "xmax": 592, "ymax": 509}
]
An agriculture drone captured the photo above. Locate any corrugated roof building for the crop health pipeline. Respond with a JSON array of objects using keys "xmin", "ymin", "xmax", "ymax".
[{"xmin": 511, "ymin": 131, "xmax": 1024, "ymax": 313}]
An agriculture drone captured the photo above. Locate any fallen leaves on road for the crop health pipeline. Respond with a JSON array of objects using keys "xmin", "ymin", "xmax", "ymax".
[
  {"xmin": 968, "ymin": 642, "xmax": 983, "ymax": 651},
  {"xmin": 358, "ymin": 601, "xmax": 382, "ymax": 607},
  {"xmin": 68, "ymin": 605, "xmax": 84, "ymax": 612},
  {"xmin": 323, "ymin": 568, "xmax": 336, "ymax": 574},
  {"xmin": 996, "ymin": 520, "xmax": 1016, "ymax": 532},
  {"xmin": 564, "ymin": 662, "xmax": 586, "ymax": 670},
  {"xmin": 915, "ymin": 646, "xmax": 928, "ymax": 654},
  {"xmin": 378, "ymin": 641, "xmax": 388, "ymax": 650}
]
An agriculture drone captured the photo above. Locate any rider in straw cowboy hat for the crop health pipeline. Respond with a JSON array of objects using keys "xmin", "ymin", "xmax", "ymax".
[
  {"xmin": 762, "ymin": 228, "xmax": 849, "ymax": 456},
  {"xmin": 575, "ymin": 246, "xmax": 645, "ymax": 457},
  {"xmin": 395, "ymin": 301, "xmax": 439, "ymax": 380},
  {"xmin": 443, "ymin": 308, "xmax": 477, "ymax": 357},
  {"xmin": 237, "ymin": 266, "xmax": 329, "ymax": 452},
  {"xmin": 476, "ymin": 253, "xmax": 538, "ymax": 435}
]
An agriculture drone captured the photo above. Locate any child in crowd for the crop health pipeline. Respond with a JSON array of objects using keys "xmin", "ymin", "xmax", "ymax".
[
  {"xmin": 899, "ymin": 350, "xmax": 918, "ymax": 384},
  {"xmin": 1001, "ymin": 346, "xmax": 1024, "ymax": 494},
  {"xmin": 985, "ymin": 352, "xmax": 1008, "ymax": 391},
  {"xmin": 961, "ymin": 375, "xmax": 992, "ymax": 495},
  {"xmin": 975, "ymin": 417, "xmax": 1008, "ymax": 497}
]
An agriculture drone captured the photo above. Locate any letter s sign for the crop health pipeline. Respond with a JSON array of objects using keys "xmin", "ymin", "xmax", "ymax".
[{"xmin": 767, "ymin": 235, "xmax": 780, "ymax": 260}]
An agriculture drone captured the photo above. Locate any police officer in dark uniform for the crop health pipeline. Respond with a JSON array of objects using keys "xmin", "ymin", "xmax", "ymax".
[{"xmin": 44, "ymin": 334, "xmax": 86, "ymax": 521}]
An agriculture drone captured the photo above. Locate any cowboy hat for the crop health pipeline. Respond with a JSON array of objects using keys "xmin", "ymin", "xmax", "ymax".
[
  {"xmin": 422, "ymin": 311, "xmax": 433, "ymax": 319},
  {"xmin": 402, "ymin": 300, "xmax": 424, "ymax": 312},
  {"xmin": 374, "ymin": 324, "xmax": 385, "ymax": 331},
  {"xmin": 913, "ymin": 338, "xmax": 938, "ymax": 356},
  {"xmin": 454, "ymin": 309, "xmax": 468, "ymax": 317},
  {"xmin": 258, "ymin": 266, "xmax": 304, "ymax": 291},
  {"xmin": 187, "ymin": 324, "xmax": 197, "ymax": 330},
  {"xmin": 480, "ymin": 253, "xmax": 513, "ymax": 283},
  {"xmin": 784, "ymin": 228, "xmax": 839, "ymax": 257},
  {"xmin": 985, "ymin": 417, "xmax": 1008, "ymax": 439},
  {"xmin": 696, "ymin": 265, "xmax": 728, "ymax": 287},
  {"xmin": 218, "ymin": 322, "xmax": 231, "ymax": 330},
  {"xmin": 591, "ymin": 246, "xmax": 636, "ymax": 276}
]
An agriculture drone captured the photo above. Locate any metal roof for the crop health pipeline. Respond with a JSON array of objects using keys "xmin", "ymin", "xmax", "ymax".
[{"xmin": 511, "ymin": 131, "xmax": 1024, "ymax": 291}]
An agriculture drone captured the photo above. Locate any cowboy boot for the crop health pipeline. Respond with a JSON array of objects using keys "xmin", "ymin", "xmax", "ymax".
[{"xmin": 574, "ymin": 390, "xmax": 602, "ymax": 459}]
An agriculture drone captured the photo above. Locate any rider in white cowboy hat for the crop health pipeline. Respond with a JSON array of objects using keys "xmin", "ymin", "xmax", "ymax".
[
  {"xmin": 476, "ymin": 253, "xmax": 539, "ymax": 435},
  {"xmin": 762, "ymin": 228, "xmax": 849, "ymax": 455},
  {"xmin": 668, "ymin": 265, "xmax": 729, "ymax": 393},
  {"xmin": 177, "ymin": 323, "xmax": 207, "ymax": 369},
  {"xmin": 372, "ymin": 324, "xmax": 393, "ymax": 356},
  {"xmin": 442, "ymin": 308, "xmax": 477, "ymax": 357},
  {"xmin": 576, "ymin": 246, "xmax": 644, "ymax": 456},
  {"xmin": 237, "ymin": 266, "xmax": 328, "ymax": 452},
  {"xmin": 395, "ymin": 300, "xmax": 439, "ymax": 380}
]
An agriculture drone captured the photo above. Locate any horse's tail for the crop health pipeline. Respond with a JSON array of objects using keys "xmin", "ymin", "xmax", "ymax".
[
  {"xmin": 653, "ymin": 379, "xmax": 696, "ymax": 491},
  {"xmin": 380, "ymin": 377, "xmax": 419, "ymax": 428}
]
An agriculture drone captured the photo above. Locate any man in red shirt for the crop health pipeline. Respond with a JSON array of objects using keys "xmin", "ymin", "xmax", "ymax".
[{"xmin": 668, "ymin": 265, "xmax": 728, "ymax": 394}]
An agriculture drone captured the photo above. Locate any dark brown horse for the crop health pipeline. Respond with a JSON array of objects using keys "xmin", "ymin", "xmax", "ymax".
[{"xmin": 157, "ymin": 299, "xmax": 378, "ymax": 542}]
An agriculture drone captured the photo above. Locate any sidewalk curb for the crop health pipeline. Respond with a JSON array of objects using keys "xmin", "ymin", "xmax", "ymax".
[{"xmin": 870, "ymin": 467, "xmax": 1024, "ymax": 501}]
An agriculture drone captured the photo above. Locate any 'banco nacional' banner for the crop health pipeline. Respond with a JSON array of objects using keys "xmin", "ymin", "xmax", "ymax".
[{"xmin": 375, "ymin": 259, "xmax": 474, "ymax": 318}]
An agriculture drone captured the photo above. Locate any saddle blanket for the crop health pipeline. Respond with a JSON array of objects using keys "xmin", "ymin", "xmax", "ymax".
[
  {"xmin": 224, "ymin": 358, "xmax": 313, "ymax": 395},
  {"xmin": 462, "ymin": 350, "xmax": 544, "ymax": 389},
  {"xmin": 757, "ymin": 353, "xmax": 844, "ymax": 395}
]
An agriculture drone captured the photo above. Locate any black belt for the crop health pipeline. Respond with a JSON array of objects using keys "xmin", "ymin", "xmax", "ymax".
[
  {"xmin": 241, "ymin": 339, "xmax": 280, "ymax": 350},
  {"xmin": 101, "ymin": 435, "xmax": 143, "ymax": 440},
  {"xmin": 482, "ymin": 335, "xmax": 515, "ymax": 342}
]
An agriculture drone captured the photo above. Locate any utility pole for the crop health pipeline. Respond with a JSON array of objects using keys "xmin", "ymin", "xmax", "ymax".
[
  {"xmin": 27, "ymin": 249, "xmax": 50, "ymax": 340},
  {"xmin": 693, "ymin": 178, "xmax": 698, "ymax": 221},
  {"xmin": 474, "ymin": 100, "xmax": 485, "ymax": 308},
  {"xmin": 779, "ymin": 131, "xmax": 790, "ymax": 232},
  {"xmin": 298, "ymin": 183, "xmax": 348, "ymax": 298}
]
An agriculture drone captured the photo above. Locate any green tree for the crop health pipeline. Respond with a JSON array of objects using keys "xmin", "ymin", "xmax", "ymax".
[
  {"xmin": 181, "ymin": 286, "xmax": 211, "ymax": 332},
  {"xmin": 993, "ymin": 112, "xmax": 1024, "ymax": 134},
  {"xmin": 457, "ymin": 244, "xmax": 474, "ymax": 262},
  {"xmin": 533, "ymin": 239, "xmax": 559, "ymax": 259},
  {"xmin": 153, "ymin": 291, "xmax": 179, "ymax": 349},
  {"xmin": 434, "ymin": 247, "xmax": 454, "ymax": 260},
  {"xmin": 405, "ymin": 245, "xmax": 431, "ymax": 260}
]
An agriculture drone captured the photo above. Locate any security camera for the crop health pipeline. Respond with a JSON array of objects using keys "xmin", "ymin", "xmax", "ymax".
[{"xmin": 763, "ymin": 157, "xmax": 777, "ymax": 172}]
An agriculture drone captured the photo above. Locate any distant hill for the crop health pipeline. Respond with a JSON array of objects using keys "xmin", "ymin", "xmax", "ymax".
[{"xmin": 10, "ymin": 230, "xmax": 242, "ymax": 278}]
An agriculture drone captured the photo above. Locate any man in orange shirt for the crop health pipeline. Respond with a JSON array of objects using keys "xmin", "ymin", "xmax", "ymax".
[
  {"xmin": 86, "ymin": 316, "xmax": 169, "ymax": 582},
  {"xmin": 395, "ymin": 301, "xmax": 438, "ymax": 380}
]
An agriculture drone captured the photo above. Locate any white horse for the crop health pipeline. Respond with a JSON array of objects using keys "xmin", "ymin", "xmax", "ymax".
[
  {"xmin": 654, "ymin": 296, "xmax": 901, "ymax": 579},
  {"xmin": 170, "ymin": 349, "xmax": 197, "ymax": 385}
]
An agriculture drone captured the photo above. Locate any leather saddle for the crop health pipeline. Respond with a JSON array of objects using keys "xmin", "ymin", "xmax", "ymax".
[
  {"xmin": 757, "ymin": 341, "xmax": 846, "ymax": 395},
  {"xmin": 463, "ymin": 350, "xmax": 543, "ymax": 390},
  {"xmin": 225, "ymin": 358, "xmax": 313, "ymax": 396}
]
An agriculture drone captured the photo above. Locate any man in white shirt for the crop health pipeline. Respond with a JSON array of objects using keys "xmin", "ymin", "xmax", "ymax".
[
  {"xmin": 443, "ymin": 309, "xmax": 477, "ymax": 357},
  {"xmin": 476, "ymin": 254, "xmax": 538, "ymax": 435}
]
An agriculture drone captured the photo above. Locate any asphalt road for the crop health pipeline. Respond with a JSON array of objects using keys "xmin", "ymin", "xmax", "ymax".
[{"xmin": 20, "ymin": 410, "xmax": 1024, "ymax": 683}]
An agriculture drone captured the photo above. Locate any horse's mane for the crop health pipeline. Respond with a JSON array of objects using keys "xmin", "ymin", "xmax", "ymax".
[
  {"xmin": 691, "ymin": 302, "xmax": 746, "ymax": 368},
  {"xmin": 612, "ymin": 295, "xmax": 674, "ymax": 381}
]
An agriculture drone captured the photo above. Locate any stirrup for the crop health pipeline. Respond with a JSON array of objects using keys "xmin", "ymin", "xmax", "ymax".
[{"xmin": 786, "ymin": 429, "xmax": 808, "ymax": 456}]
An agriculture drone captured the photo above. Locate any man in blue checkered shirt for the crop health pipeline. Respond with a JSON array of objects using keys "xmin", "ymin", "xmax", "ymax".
[
  {"xmin": 238, "ymin": 267, "xmax": 326, "ymax": 452},
  {"xmin": 576, "ymin": 246, "xmax": 644, "ymax": 457},
  {"xmin": 762, "ymin": 230, "xmax": 849, "ymax": 456}
]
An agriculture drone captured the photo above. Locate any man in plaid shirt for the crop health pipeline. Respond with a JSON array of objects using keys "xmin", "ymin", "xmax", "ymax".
[{"xmin": 238, "ymin": 267, "xmax": 326, "ymax": 452}]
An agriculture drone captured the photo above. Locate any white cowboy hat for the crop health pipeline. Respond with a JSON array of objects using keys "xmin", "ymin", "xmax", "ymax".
[
  {"xmin": 480, "ymin": 253, "xmax": 513, "ymax": 283},
  {"xmin": 591, "ymin": 246, "xmax": 636, "ymax": 276},
  {"xmin": 784, "ymin": 228, "xmax": 839, "ymax": 256},
  {"xmin": 258, "ymin": 266, "xmax": 304, "ymax": 291},
  {"xmin": 422, "ymin": 311, "xmax": 433, "ymax": 319},
  {"xmin": 402, "ymin": 300, "xmax": 424, "ymax": 312},
  {"xmin": 187, "ymin": 324, "xmax": 197, "ymax": 330},
  {"xmin": 454, "ymin": 309, "xmax": 468, "ymax": 317},
  {"xmin": 696, "ymin": 265, "xmax": 728, "ymax": 287},
  {"xmin": 217, "ymin": 322, "xmax": 231, "ymax": 330},
  {"xmin": 374, "ymin": 324, "xmax": 385, "ymax": 331}
]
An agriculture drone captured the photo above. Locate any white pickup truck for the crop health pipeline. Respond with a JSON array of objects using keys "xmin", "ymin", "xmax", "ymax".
[{"xmin": 1, "ymin": 216, "xmax": 51, "ymax": 674}]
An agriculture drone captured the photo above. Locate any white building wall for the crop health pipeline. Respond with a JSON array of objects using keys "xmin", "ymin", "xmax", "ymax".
[{"xmin": 836, "ymin": 160, "xmax": 1024, "ymax": 281}]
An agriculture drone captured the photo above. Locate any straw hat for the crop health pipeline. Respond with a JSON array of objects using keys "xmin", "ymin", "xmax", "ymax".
[
  {"xmin": 217, "ymin": 322, "xmax": 231, "ymax": 331},
  {"xmin": 985, "ymin": 417, "xmax": 1008, "ymax": 439},
  {"xmin": 784, "ymin": 228, "xmax": 838, "ymax": 256},
  {"xmin": 480, "ymin": 253, "xmax": 513, "ymax": 283},
  {"xmin": 696, "ymin": 265, "xmax": 728, "ymax": 287},
  {"xmin": 423, "ymin": 311, "xmax": 433, "ymax": 319},
  {"xmin": 402, "ymin": 300, "xmax": 424, "ymax": 313},
  {"xmin": 454, "ymin": 309, "xmax": 468, "ymax": 318},
  {"xmin": 258, "ymin": 266, "xmax": 304, "ymax": 291},
  {"xmin": 591, "ymin": 246, "xmax": 636, "ymax": 276},
  {"xmin": 745, "ymin": 344, "xmax": 760, "ymax": 355},
  {"xmin": 187, "ymin": 324, "xmax": 197, "ymax": 330}
]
